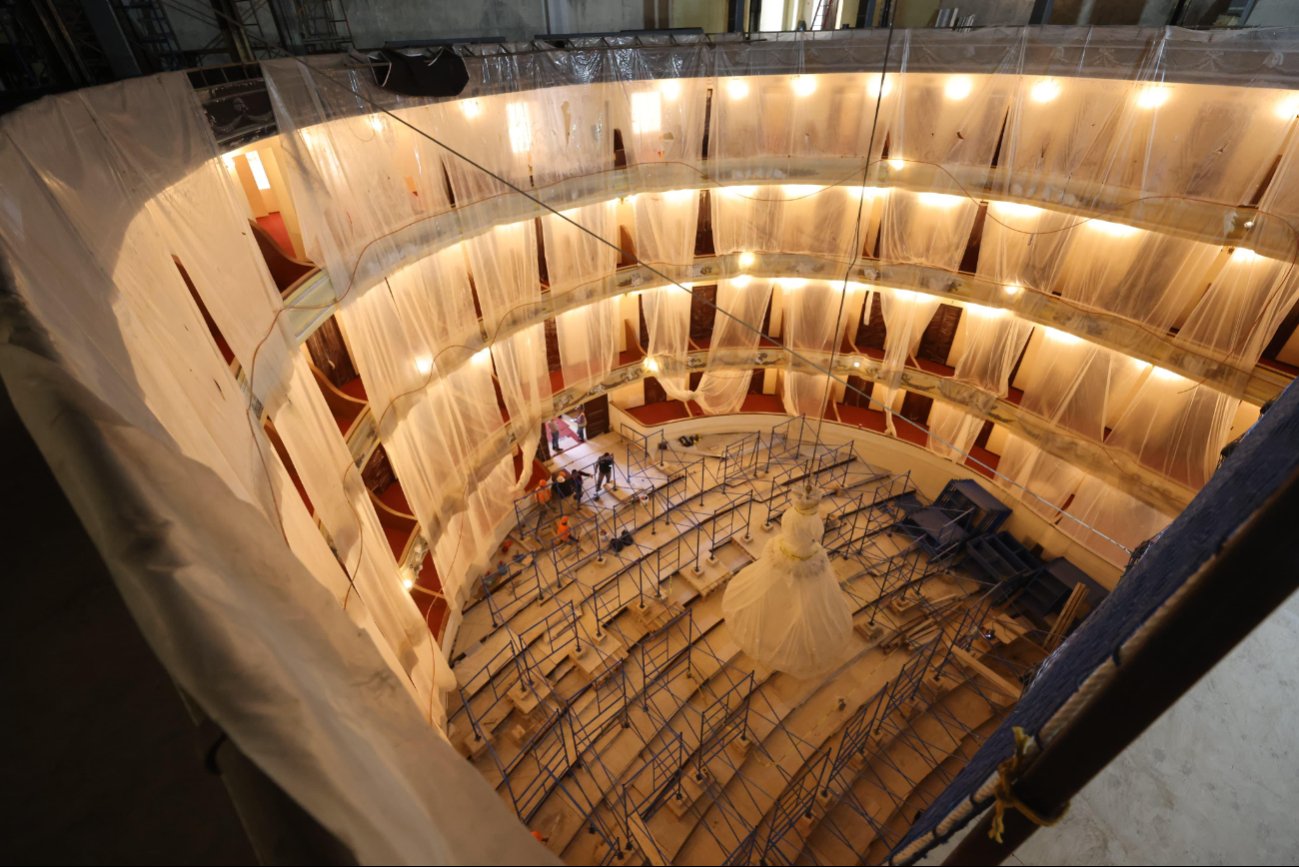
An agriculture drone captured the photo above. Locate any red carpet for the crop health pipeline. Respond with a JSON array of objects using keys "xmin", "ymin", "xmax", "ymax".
[
  {"xmin": 628, "ymin": 400, "xmax": 691, "ymax": 425},
  {"xmin": 255, "ymin": 212, "xmax": 294, "ymax": 255}
]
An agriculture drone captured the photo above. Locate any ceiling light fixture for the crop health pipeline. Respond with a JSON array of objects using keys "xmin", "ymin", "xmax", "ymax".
[
  {"xmin": 867, "ymin": 74, "xmax": 894, "ymax": 98},
  {"xmin": 1088, "ymin": 218, "xmax": 1139, "ymax": 238},
  {"xmin": 945, "ymin": 75, "xmax": 973, "ymax": 101},
  {"xmin": 1136, "ymin": 85, "xmax": 1170, "ymax": 109},
  {"xmin": 1030, "ymin": 79, "xmax": 1061, "ymax": 103}
]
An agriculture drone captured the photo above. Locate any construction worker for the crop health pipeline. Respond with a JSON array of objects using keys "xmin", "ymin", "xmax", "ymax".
[
  {"xmin": 596, "ymin": 451, "xmax": 615, "ymax": 492},
  {"xmin": 555, "ymin": 514, "xmax": 573, "ymax": 545},
  {"xmin": 534, "ymin": 474, "xmax": 553, "ymax": 507}
]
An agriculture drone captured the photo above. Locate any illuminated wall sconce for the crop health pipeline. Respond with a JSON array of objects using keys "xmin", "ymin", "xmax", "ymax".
[
  {"xmin": 726, "ymin": 78, "xmax": 750, "ymax": 100},
  {"xmin": 791, "ymin": 75, "xmax": 817, "ymax": 97},
  {"xmin": 731, "ymin": 274, "xmax": 753, "ymax": 288},
  {"xmin": 778, "ymin": 278, "xmax": 807, "ymax": 291},
  {"xmin": 723, "ymin": 185, "xmax": 757, "ymax": 199},
  {"xmin": 1003, "ymin": 283, "xmax": 1023, "ymax": 297},
  {"xmin": 471, "ymin": 347, "xmax": 492, "ymax": 366},
  {"xmin": 415, "ymin": 356, "xmax": 434, "ymax": 375},
  {"xmin": 366, "ymin": 114, "xmax": 385, "ymax": 132},
  {"xmin": 783, "ymin": 184, "xmax": 823, "ymax": 198},
  {"xmin": 887, "ymin": 157, "xmax": 906, "ymax": 171},
  {"xmin": 460, "ymin": 98, "xmax": 483, "ymax": 119},
  {"xmin": 737, "ymin": 251, "xmax": 756, "ymax": 269},
  {"xmin": 643, "ymin": 357, "xmax": 661, "ymax": 373},
  {"xmin": 660, "ymin": 79, "xmax": 683, "ymax": 101}
]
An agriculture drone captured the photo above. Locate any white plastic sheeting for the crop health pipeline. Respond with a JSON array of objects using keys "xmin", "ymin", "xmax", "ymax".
[
  {"xmin": 0, "ymin": 73, "xmax": 549, "ymax": 864},
  {"xmin": 780, "ymin": 279, "xmax": 845, "ymax": 417},
  {"xmin": 257, "ymin": 33, "xmax": 1299, "ymax": 577},
  {"xmin": 722, "ymin": 491, "xmax": 854, "ymax": 679}
]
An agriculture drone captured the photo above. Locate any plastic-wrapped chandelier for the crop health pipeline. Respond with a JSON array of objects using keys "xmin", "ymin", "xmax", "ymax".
[{"xmin": 722, "ymin": 485, "xmax": 854, "ymax": 679}]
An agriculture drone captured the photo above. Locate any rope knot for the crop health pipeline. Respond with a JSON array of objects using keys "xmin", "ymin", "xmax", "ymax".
[{"xmin": 988, "ymin": 726, "xmax": 1069, "ymax": 843}]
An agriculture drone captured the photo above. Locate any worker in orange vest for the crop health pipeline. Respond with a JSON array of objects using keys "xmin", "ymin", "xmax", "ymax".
[
  {"xmin": 555, "ymin": 514, "xmax": 573, "ymax": 544},
  {"xmin": 535, "ymin": 475, "xmax": 553, "ymax": 507}
]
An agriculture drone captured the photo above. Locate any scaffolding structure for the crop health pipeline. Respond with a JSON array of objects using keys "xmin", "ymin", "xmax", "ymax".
[{"xmin": 449, "ymin": 420, "xmax": 1072, "ymax": 865}]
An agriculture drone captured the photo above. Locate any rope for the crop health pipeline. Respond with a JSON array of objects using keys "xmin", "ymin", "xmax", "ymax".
[{"xmin": 987, "ymin": 726, "xmax": 1068, "ymax": 844}]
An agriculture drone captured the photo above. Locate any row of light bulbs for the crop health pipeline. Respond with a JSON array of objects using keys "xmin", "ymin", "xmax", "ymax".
[
  {"xmin": 451, "ymin": 73, "xmax": 1293, "ymax": 117},
  {"xmin": 295, "ymin": 77, "xmax": 1298, "ymax": 153}
]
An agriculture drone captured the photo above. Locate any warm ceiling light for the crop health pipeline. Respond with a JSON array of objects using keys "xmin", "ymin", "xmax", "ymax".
[
  {"xmin": 245, "ymin": 150, "xmax": 272, "ymax": 191},
  {"xmin": 723, "ymin": 185, "xmax": 756, "ymax": 199},
  {"xmin": 945, "ymin": 76, "xmax": 973, "ymax": 101},
  {"xmin": 624, "ymin": 193, "xmax": 639, "ymax": 206},
  {"xmin": 784, "ymin": 184, "xmax": 823, "ymax": 198},
  {"xmin": 887, "ymin": 157, "xmax": 905, "ymax": 171},
  {"xmin": 893, "ymin": 285, "xmax": 924, "ymax": 304},
  {"xmin": 630, "ymin": 90, "xmax": 662, "ymax": 135},
  {"xmin": 991, "ymin": 200, "xmax": 1043, "ymax": 219},
  {"xmin": 221, "ymin": 154, "xmax": 236, "ymax": 171},
  {"xmin": 726, "ymin": 78, "xmax": 750, "ymax": 100},
  {"xmin": 1088, "ymin": 218, "xmax": 1138, "ymax": 238},
  {"xmin": 731, "ymin": 274, "xmax": 753, "ymax": 288},
  {"xmin": 643, "ymin": 357, "xmax": 660, "ymax": 373},
  {"xmin": 867, "ymin": 74, "xmax": 894, "ymax": 98},
  {"xmin": 738, "ymin": 251, "xmax": 756, "ymax": 269},
  {"xmin": 460, "ymin": 98, "xmax": 483, "ymax": 119},
  {"xmin": 1136, "ymin": 85, "xmax": 1170, "ymax": 109},
  {"xmin": 1231, "ymin": 246, "xmax": 1261, "ymax": 262},
  {"xmin": 663, "ymin": 188, "xmax": 694, "ymax": 203},
  {"xmin": 852, "ymin": 185, "xmax": 884, "ymax": 199},
  {"xmin": 1273, "ymin": 92, "xmax": 1299, "ymax": 120},
  {"xmin": 415, "ymin": 356, "xmax": 433, "ymax": 375},
  {"xmin": 659, "ymin": 79, "xmax": 682, "ymax": 101},
  {"xmin": 1003, "ymin": 283, "xmax": 1023, "ymax": 296},
  {"xmin": 1044, "ymin": 327, "xmax": 1081, "ymax": 345},
  {"xmin": 471, "ymin": 347, "xmax": 491, "ymax": 366},
  {"xmin": 402, "ymin": 575, "xmax": 415, "ymax": 591},
  {"xmin": 778, "ymin": 278, "xmax": 806, "ymax": 290},
  {"xmin": 1151, "ymin": 365, "xmax": 1185, "ymax": 383},
  {"xmin": 964, "ymin": 302, "xmax": 1008, "ymax": 318},
  {"xmin": 852, "ymin": 359, "xmax": 862, "ymax": 368},
  {"xmin": 1029, "ymin": 79, "xmax": 1061, "ymax": 103},
  {"xmin": 366, "ymin": 114, "xmax": 384, "ymax": 132},
  {"xmin": 918, "ymin": 191, "xmax": 965, "ymax": 209},
  {"xmin": 792, "ymin": 75, "xmax": 817, "ymax": 97},
  {"xmin": 506, "ymin": 102, "xmax": 532, "ymax": 154},
  {"xmin": 299, "ymin": 129, "xmax": 315, "ymax": 146}
]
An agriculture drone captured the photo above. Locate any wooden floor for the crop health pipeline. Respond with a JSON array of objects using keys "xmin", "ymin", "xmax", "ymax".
[{"xmin": 448, "ymin": 427, "xmax": 1043, "ymax": 866}]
